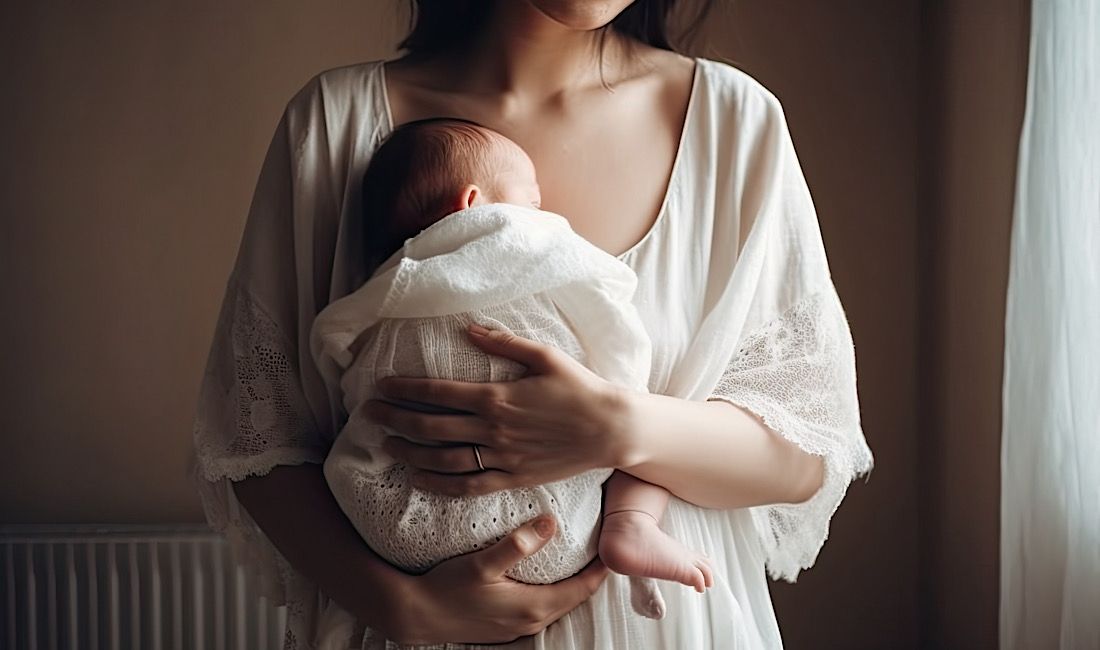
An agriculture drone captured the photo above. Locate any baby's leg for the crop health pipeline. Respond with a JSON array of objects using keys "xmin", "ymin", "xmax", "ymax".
[{"xmin": 600, "ymin": 471, "xmax": 714, "ymax": 597}]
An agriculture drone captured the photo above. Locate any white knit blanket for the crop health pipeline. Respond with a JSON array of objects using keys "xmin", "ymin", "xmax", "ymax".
[{"xmin": 310, "ymin": 204, "xmax": 651, "ymax": 583}]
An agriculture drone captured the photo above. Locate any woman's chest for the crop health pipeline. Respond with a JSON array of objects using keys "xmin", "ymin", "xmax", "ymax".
[{"xmin": 509, "ymin": 112, "xmax": 681, "ymax": 257}]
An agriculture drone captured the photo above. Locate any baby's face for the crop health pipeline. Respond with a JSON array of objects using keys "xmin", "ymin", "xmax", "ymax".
[{"xmin": 486, "ymin": 139, "xmax": 542, "ymax": 210}]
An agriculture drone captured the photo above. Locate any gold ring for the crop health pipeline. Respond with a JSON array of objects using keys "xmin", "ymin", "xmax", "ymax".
[{"xmin": 472, "ymin": 444, "xmax": 486, "ymax": 472}]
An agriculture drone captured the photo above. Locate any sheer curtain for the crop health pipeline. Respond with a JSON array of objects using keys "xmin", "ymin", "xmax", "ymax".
[{"xmin": 1001, "ymin": 1, "xmax": 1100, "ymax": 648}]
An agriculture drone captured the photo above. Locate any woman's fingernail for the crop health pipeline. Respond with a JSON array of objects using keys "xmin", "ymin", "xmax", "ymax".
[
  {"xmin": 468, "ymin": 324, "xmax": 490, "ymax": 337},
  {"xmin": 533, "ymin": 517, "xmax": 554, "ymax": 539}
]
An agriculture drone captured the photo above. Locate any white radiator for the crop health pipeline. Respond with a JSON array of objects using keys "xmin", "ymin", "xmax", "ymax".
[{"xmin": 1, "ymin": 524, "xmax": 286, "ymax": 650}]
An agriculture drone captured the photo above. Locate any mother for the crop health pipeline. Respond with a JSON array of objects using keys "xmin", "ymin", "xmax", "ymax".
[{"xmin": 192, "ymin": 1, "xmax": 873, "ymax": 647}]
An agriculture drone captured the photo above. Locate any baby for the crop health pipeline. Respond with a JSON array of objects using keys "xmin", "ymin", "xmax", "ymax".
[{"xmin": 311, "ymin": 118, "xmax": 712, "ymax": 624}]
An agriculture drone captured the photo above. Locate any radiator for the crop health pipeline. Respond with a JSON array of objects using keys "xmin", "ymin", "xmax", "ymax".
[{"xmin": 1, "ymin": 524, "xmax": 287, "ymax": 650}]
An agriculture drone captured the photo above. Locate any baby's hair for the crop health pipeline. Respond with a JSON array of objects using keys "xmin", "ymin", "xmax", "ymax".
[{"xmin": 361, "ymin": 116, "xmax": 503, "ymax": 267}]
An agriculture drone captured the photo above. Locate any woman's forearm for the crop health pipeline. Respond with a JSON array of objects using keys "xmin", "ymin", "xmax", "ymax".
[
  {"xmin": 232, "ymin": 464, "xmax": 405, "ymax": 628},
  {"xmin": 610, "ymin": 391, "xmax": 825, "ymax": 510}
]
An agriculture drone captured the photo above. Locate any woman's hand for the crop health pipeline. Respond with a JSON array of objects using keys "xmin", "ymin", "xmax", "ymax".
[
  {"xmin": 364, "ymin": 324, "xmax": 635, "ymax": 496},
  {"xmin": 379, "ymin": 516, "xmax": 609, "ymax": 645}
]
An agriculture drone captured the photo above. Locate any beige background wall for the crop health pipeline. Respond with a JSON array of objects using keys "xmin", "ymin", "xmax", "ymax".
[{"xmin": 0, "ymin": 1, "xmax": 1027, "ymax": 647}]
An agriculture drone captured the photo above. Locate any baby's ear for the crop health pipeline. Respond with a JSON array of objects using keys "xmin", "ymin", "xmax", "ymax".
[{"xmin": 457, "ymin": 184, "xmax": 482, "ymax": 210}]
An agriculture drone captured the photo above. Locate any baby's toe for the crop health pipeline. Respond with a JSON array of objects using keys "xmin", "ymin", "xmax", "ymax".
[{"xmin": 695, "ymin": 558, "xmax": 715, "ymax": 590}]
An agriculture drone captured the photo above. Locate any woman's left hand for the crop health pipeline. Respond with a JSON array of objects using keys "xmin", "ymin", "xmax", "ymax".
[{"xmin": 362, "ymin": 323, "xmax": 634, "ymax": 497}]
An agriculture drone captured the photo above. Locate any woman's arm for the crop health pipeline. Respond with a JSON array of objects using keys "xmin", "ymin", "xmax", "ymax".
[
  {"xmin": 611, "ymin": 391, "xmax": 825, "ymax": 510},
  {"xmin": 232, "ymin": 465, "xmax": 404, "ymax": 629},
  {"xmin": 233, "ymin": 463, "xmax": 608, "ymax": 645},
  {"xmin": 373, "ymin": 325, "xmax": 824, "ymax": 510}
]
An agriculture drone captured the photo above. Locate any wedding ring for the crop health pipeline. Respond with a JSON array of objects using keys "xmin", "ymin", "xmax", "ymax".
[{"xmin": 472, "ymin": 444, "xmax": 486, "ymax": 472}]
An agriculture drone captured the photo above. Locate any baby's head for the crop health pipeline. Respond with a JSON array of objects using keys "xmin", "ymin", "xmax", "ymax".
[{"xmin": 361, "ymin": 117, "xmax": 542, "ymax": 265}]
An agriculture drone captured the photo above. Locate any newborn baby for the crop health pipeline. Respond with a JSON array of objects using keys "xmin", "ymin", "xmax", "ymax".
[{"xmin": 311, "ymin": 118, "xmax": 712, "ymax": 624}]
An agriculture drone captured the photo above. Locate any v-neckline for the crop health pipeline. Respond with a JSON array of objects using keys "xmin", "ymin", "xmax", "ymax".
[{"xmin": 375, "ymin": 57, "xmax": 702, "ymax": 262}]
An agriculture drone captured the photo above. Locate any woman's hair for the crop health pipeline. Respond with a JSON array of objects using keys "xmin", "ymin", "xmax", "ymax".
[{"xmin": 398, "ymin": 1, "xmax": 716, "ymax": 61}]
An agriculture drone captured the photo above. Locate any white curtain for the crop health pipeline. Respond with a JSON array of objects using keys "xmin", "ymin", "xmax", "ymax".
[{"xmin": 1001, "ymin": 1, "xmax": 1100, "ymax": 648}]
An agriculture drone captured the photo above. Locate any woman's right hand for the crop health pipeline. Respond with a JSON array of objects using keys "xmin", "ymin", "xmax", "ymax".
[{"xmin": 376, "ymin": 515, "xmax": 609, "ymax": 646}]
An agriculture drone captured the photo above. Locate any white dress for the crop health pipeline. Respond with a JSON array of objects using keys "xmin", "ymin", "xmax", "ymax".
[{"xmin": 191, "ymin": 57, "xmax": 873, "ymax": 649}]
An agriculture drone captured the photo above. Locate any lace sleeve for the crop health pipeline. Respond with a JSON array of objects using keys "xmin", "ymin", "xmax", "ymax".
[
  {"xmin": 707, "ymin": 288, "xmax": 873, "ymax": 582},
  {"xmin": 193, "ymin": 275, "xmax": 326, "ymax": 484},
  {"xmin": 187, "ymin": 72, "xmax": 342, "ymax": 628}
]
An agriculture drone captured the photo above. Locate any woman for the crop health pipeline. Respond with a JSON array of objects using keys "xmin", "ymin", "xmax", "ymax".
[{"xmin": 191, "ymin": 1, "xmax": 873, "ymax": 647}]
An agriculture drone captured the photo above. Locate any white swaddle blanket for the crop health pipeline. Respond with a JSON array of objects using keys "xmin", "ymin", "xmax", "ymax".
[{"xmin": 310, "ymin": 203, "xmax": 652, "ymax": 585}]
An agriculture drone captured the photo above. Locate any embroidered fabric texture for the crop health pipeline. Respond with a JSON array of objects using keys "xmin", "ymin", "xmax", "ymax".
[
  {"xmin": 194, "ymin": 277, "xmax": 326, "ymax": 483},
  {"xmin": 707, "ymin": 290, "xmax": 873, "ymax": 582},
  {"xmin": 324, "ymin": 297, "xmax": 613, "ymax": 584}
]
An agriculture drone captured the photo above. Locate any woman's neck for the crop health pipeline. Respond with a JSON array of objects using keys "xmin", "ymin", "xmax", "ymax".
[{"xmin": 427, "ymin": 3, "xmax": 637, "ymax": 104}]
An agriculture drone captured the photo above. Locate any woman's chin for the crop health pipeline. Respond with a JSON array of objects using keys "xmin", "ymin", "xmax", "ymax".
[{"xmin": 526, "ymin": 0, "xmax": 635, "ymax": 32}]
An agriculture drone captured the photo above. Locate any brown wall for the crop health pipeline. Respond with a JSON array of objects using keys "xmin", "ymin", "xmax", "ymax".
[
  {"xmin": 918, "ymin": 2, "xmax": 1029, "ymax": 648},
  {"xmin": 0, "ymin": 1, "xmax": 1028, "ymax": 647}
]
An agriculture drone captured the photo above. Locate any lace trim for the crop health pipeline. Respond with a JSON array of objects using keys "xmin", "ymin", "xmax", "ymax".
[
  {"xmin": 707, "ymin": 290, "xmax": 873, "ymax": 582},
  {"xmin": 196, "ymin": 441, "xmax": 325, "ymax": 483}
]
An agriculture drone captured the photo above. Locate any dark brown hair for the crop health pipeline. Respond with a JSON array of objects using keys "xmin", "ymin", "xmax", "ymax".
[
  {"xmin": 361, "ymin": 117, "xmax": 504, "ymax": 266},
  {"xmin": 398, "ymin": 1, "xmax": 715, "ymax": 61}
]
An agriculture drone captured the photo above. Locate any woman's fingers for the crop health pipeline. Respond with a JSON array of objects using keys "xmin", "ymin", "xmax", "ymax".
[
  {"xmin": 468, "ymin": 516, "xmax": 557, "ymax": 580},
  {"xmin": 360, "ymin": 400, "xmax": 491, "ymax": 444},
  {"xmin": 383, "ymin": 437, "xmax": 507, "ymax": 474},
  {"xmin": 466, "ymin": 324, "xmax": 561, "ymax": 373},
  {"xmin": 377, "ymin": 375, "xmax": 495, "ymax": 414}
]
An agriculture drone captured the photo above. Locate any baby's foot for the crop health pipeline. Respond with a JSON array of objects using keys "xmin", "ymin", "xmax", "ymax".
[{"xmin": 599, "ymin": 510, "xmax": 714, "ymax": 594}]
